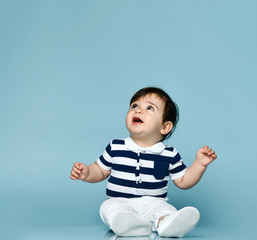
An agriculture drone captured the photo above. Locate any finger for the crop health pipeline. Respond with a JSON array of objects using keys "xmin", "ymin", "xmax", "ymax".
[
  {"xmin": 74, "ymin": 162, "xmax": 80, "ymax": 168},
  {"xmin": 79, "ymin": 163, "xmax": 87, "ymax": 171},
  {"xmin": 209, "ymin": 154, "xmax": 217, "ymax": 161},
  {"xmin": 72, "ymin": 166, "xmax": 81, "ymax": 174},
  {"xmin": 79, "ymin": 164, "xmax": 88, "ymax": 172},
  {"xmin": 202, "ymin": 146, "xmax": 209, "ymax": 152},
  {"xmin": 70, "ymin": 175, "xmax": 77, "ymax": 180},
  {"xmin": 203, "ymin": 146, "xmax": 215, "ymax": 154},
  {"xmin": 201, "ymin": 146, "xmax": 209, "ymax": 154},
  {"xmin": 70, "ymin": 170, "xmax": 79, "ymax": 178},
  {"xmin": 207, "ymin": 150, "xmax": 215, "ymax": 156},
  {"xmin": 70, "ymin": 171, "xmax": 78, "ymax": 179}
]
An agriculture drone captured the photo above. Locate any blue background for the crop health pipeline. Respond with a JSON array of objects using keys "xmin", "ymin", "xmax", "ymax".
[{"xmin": 0, "ymin": 1, "xmax": 256, "ymax": 239}]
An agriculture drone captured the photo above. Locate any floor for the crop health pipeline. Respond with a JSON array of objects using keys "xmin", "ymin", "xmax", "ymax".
[
  {"xmin": 3, "ymin": 224, "xmax": 251, "ymax": 240},
  {"xmin": 1, "ymin": 191, "xmax": 254, "ymax": 240}
]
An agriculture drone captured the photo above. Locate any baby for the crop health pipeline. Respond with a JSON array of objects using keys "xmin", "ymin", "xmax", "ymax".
[{"xmin": 70, "ymin": 87, "xmax": 217, "ymax": 237}]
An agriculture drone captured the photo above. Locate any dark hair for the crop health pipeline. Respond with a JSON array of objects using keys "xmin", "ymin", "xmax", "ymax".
[{"xmin": 130, "ymin": 87, "xmax": 179, "ymax": 140}]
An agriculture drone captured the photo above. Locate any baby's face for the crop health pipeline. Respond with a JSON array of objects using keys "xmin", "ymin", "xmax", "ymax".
[{"xmin": 126, "ymin": 94, "xmax": 166, "ymax": 146}]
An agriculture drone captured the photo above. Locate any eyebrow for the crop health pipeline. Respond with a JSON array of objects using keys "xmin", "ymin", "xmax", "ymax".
[{"xmin": 146, "ymin": 101, "xmax": 159, "ymax": 110}]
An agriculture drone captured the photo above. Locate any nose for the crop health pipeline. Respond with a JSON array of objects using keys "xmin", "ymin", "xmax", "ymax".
[{"xmin": 135, "ymin": 107, "xmax": 142, "ymax": 114}]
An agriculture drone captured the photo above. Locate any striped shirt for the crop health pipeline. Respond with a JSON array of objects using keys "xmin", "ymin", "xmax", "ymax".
[{"xmin": 97, "ymin": 137, "xmax": 187, "ymax": 200}]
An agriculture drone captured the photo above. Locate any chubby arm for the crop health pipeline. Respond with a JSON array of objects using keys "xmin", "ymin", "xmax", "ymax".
[
  {"xmin": 173, "ymin": 146, "xmax": 217, "ymax": 189},
  {"xmin": 70, "ymin": 161, "xmax": 110, "ymax": 183}
]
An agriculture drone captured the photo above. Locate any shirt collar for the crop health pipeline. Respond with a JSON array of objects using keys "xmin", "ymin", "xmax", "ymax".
[{"xmin": 125, "ymin": 136, "xmax": 166, "ymax": 154}]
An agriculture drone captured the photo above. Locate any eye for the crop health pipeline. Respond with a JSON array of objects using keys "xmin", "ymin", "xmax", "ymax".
[
  {"xmin": 147, "ymin": 106, "xmax": 154, "ymax": 111},
  {"xmin": 131, "ymin": 103, "xmax": 138, "ymax": 109}
]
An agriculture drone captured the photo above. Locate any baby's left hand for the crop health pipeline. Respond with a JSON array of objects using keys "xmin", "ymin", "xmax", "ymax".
[{"xmin": 196, "ymin": 146, "xmax": 217, "ymax": 167}]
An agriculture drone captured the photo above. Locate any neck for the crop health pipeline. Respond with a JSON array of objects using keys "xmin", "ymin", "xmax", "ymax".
[{"xmin": 130, "ymin": 135, "xmax": 162, "ymax": 148}]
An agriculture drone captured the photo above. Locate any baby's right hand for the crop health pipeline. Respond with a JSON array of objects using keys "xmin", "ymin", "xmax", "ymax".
[{"xmin": 70, "ymin": 162, "xmax": 89, "ymax": 181}]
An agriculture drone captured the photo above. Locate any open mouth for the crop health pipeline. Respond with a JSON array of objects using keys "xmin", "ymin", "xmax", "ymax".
[{"xmin": 132, "ymin": 117, "xmax": 144, "ymax": 124}]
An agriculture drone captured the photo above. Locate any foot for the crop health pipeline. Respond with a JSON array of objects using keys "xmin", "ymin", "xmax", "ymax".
[
  {"xmin": 111, "ymin": 212, "xmax": 152, "ymax": 237},
  {"xmin": 157, "ymin": 207, "xmax": 200, "ymax": 237}
]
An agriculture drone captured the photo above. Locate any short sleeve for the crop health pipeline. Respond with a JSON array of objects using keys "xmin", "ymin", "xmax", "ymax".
[
  {"xmin": 168, "ymin": 148, "xmax": 187, "ymax": 180},
  {"xmin": 97, "ymin": 142, "xmax": 113, "ymax": 171}
]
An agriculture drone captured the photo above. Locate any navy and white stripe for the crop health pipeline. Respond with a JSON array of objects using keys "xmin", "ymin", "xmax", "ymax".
[{"xmin": 97, "ymin": 137, "xmax": 187, "ymax": 199}]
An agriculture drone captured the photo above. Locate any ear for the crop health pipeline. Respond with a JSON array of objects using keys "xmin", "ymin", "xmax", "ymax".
[{"xmin": 160, "ymin": 121, "xmax": 173, "ymax": 136}]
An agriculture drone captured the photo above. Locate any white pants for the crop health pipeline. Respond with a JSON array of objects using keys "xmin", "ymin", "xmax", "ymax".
[{"xmin": 99, "ymin": 196, "xmax": 177, "ymax": 231}]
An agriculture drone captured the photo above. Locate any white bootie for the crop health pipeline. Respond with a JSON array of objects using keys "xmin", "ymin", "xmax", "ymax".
[
  {"xmin": 111, "ymin": 212, "xmax": 152, "ymax": 237},
  {"xmin": 157, "ymin": 207, "xmax": 200, "ymax": 238}
]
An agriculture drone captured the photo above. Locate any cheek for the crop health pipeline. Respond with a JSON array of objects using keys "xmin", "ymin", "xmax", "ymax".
[
  {"xmin": 125, "ymin": 115, "xmax": 133, "ymax": 132},
  {"xmin": 152, "ymin": 118, "xmax": 164, "ymax": 130},
  {"xmin": 125, "ymin": 113, "xmax": 130, "ymax": 125}
]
